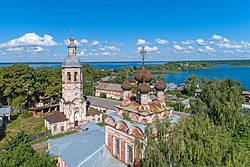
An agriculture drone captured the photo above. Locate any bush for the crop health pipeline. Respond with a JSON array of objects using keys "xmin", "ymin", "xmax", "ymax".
[
  {"xmin": 100, "ymin": 93, "xmax": 107, "ymax": 98},
  {"xmin": 130, "ymin": 95, "xmax": 136, "ymax": 101},
  {"xmin": 21, "ymin": 110, "xmax": 32, "ymax": 119}
]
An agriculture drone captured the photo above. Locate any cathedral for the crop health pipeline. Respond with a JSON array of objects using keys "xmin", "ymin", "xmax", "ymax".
[{"xmin": 105, "ymin": 47, "xmax": 176, "ymax": 165}]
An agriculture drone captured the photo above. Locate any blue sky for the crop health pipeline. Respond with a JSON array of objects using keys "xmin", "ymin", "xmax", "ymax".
[{"xmin": 0, "ymin": 0, "xmax": 250, "ymax": 62}]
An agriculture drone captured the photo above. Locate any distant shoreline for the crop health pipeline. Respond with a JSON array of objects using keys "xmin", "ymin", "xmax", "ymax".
[{"xmin": 1, "ymin": 59, "xmax": 250, "ymax": 65}]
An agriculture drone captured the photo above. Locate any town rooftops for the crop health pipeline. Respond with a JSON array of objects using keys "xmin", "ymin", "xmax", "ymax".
[
  {"xmin": 45, "ymin": 111, "xmax": 68, "ymax": 124},
  {"xmin": 242, "ymin": 91, "xmax": 250, "ymax": 95},
  {"xmin": 0, "ymin": 107, "xmax": 11, "ymax": 117},
  {"xmin": 47, "ymin": 122, "xmax": 126, "ymax": 167},
  {"xmin": 167, "ymin": 82, "xmax": 178, "ymax": 90},
  {"xmin": 95, "ymin": 82, "xmax": 123, "ymax": 92},
  {"xmin": 87, "ymin": 96, "xmax": 122, "ymax": 110}
]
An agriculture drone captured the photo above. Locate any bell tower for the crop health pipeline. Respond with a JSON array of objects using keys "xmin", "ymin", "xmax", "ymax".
[
  {"xmin": 60, "ymin": 37, "xmax": 86, "ymax": 127},
  {"xmin": 68, "ymin": 37, "xmax": 76, "ymax": 57}
]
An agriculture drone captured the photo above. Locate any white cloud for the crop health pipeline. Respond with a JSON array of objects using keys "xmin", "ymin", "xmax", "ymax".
[
  {"xmin": 137, "ymin": 46, "xmax": 158, "ymax": 52},
  {"xmin": 80, "ymin": 39, "xmax": 88, "ymax": 44},
  {"xmin": 205, "ymin": 46, "xmax": 215, "ymax": 52},
  {"xmin": 102, "ymin": 52, "xmax": 111, "ymax": 56},
  {"xmin": 187, "ymin": 46, "xmax": 194, "ymax": 49},
  {"xmin": 235, "ymin": 49, "xmax": 243, "ymax": 53},
  {"xmin": 198, "ymin": 46, "xmax": 216, "ymax": 53},
  {"xmin": 173, "ymin": 45, "xmax": 185, "ymax": 51},
  {"xmin": 137, "ymin": 39, "xmax": 147, "ymax": 45},
  {"xmin": 211, "ymin": 34, "xmax": 223, "ymax": 40},
  {"xmin": 0, "ymin": 33, "xmax": 57, "ymax": 48},
  {"xmin": 211, "ymin": 34, "xmax": 229, "ymax": 42},
  {"xmin": 91, "ymin": 40, "xmax": 100, "ymax": 46},
  {"xmin": 64, "ymin": 39, "xmax": 82, "ymax": 46},
  {"xmin": 6, "ymin": 47, "xmax": 25, "ymax": 52},
  {"xmin": 196, "ymin": 39, "xmax": 205, "ymax": 45},
  {"xmin": 217, "ymin": 43, "xmax": 241, "ymax": 49},
  {"xmin": 79, "ymin": 51, "xmax": 85, "ymax": 56},
  {"xmin": 99, "ymin": 47, "xmax": 105, "ymax": 51},
  {"xmin": 105, "ymin": 46, "xmax": 120, "ymax": 51},
  {"xmin": 155, "ymin": 38, "xmax": 168, "ymax": 45},
  {"xmin": 181, "ymin": 40, "xmax": 194, "ymax": 45}
]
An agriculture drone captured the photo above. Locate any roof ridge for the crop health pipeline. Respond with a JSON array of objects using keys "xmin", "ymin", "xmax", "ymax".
[{"xmin": 76, "ymin": 145, "xmax": 105, "ymax": 167}]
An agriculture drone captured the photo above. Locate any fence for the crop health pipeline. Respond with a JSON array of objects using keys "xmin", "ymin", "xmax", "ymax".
[{"xmin": 30, "ymin": 130, "xmax": 51, "ymax": 141}]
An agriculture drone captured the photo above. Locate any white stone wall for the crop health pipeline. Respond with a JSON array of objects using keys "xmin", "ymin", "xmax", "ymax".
[
  {"xmin": 45, "ymin": 120, "xmax": 69, "ymax": 135},
  {"xmin": 90, "ymin": 105, "xmax": 115, "ymax": 114},
  {"xmin": 86, "ymin": 114, "xmax": 102, "ymax": 123}
]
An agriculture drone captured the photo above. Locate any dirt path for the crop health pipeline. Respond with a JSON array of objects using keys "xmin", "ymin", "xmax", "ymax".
[{"xmin": 32, "ymin": 141, "xmax": 47, "ymax": 150}]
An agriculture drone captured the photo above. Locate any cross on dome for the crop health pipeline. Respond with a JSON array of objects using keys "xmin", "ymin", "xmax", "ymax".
[{"xmin": 140, "ymin": 47, "xmax": 147, "ymax": 66}]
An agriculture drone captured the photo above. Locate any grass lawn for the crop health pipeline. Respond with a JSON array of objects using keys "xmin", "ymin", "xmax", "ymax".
[
  {"xmin": 30, "ymin": 130, "xmax": 78, "ymax": 145},
  {"xmin": 0, "ymin": 111, "xmax": 46, "ymax": 147},
  {"xmin": 36, "ymin": 145, "xmax": 48, "ymax": 154}
]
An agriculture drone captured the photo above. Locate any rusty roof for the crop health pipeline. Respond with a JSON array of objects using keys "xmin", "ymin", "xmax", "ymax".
[
  {"xmin": 95, "ymin": 82, "xmax": 123, "ymax": 92},
  {"xmin": 45, "ymin": 111, "xmax": 68, "ymax": 124},
  {"xmin": 117, "ymin": 101, "xmax": 169, "ymax": 116}
]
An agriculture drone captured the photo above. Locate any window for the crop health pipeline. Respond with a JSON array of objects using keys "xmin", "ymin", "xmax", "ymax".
[
  {"xmin": 98, "ymin": 118, "xmax": 100, "ymax": 121},
  {"xmin": 127, "ymin": 144, "xmax": 133, "ymax": 164},
  {"xmin": 67, "ymin": 72, "xmax": 71, "ymax": 81},
  {"xmin": 74, "ymin": 72, "xmax": 78, "ymax": 81},
  {"xmin": 53, "ymin": 124, "xmax": 57, "ymax": 132},
  {"xmin": 115, "ymin": 138, "xmax": 120, "ymax": 156},
  {"xmin": 61, "ymin": 126, "xmax": 64, "ymax": 132}
]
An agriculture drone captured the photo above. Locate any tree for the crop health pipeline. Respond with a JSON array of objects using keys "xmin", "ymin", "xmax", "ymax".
[
  {"xmin": 184, "ymin": 74, "xmax": 198, "ymax": 97},
  {"xmin": 141, "ymin": 77, "xmax": 250, "ymax": 167},
  {"xmin": 142, "ymin": 114, "xmax": 249, "ymax": 167},
  {"xmin": 194, "ymin": 78, "xmax": 244, "ymax": 128},
  {"xmin": 0, "ymin": 131, "xmax": 56, "ymax": 167}
]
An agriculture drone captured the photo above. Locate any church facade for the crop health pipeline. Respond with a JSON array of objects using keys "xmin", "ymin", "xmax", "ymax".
[
  {"xmin": 45, "ymin": 37, "xmax": 87, "ymax": 135},
  {"xmin": 104, "ymin": 47, "xmax": 177, "ymax": 166},
  {"xmin": 60, "ymin": 37, "xmax": 86, "ymax": 127}
]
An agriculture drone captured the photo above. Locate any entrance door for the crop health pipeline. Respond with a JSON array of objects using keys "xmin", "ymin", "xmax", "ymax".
[{"xmin": 74, "ymin": 112, "xmax": 80, "ymax": 127}]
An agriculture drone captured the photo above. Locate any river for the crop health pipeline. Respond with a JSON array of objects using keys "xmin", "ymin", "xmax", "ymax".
[{"xmin": 0, "ymin": 62, "xmax": 249, "ymax": 90}]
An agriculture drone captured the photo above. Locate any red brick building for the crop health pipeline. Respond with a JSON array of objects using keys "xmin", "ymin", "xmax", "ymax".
[{"xmin": 105, "ymin": 53, "xmax": 174, "ymax": 166}]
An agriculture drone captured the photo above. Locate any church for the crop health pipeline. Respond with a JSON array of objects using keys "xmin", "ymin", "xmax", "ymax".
[
  {"xmin": 47, "ymin": 37, "xmax": 182, "ymax": 166},
  {"xmin": 105, "ymin": 47, "xmax": 176, "ymax": 165},
  {"xmin": 45, "ymin": 37, "xmax": 102, "ymax": 135}
]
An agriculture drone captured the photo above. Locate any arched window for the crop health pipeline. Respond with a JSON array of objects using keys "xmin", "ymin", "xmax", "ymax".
[
  {"xmin": 67, "ymin": 72, "xmax": 71, "ymax": 81},
  {"xmin": 74, "ymin": 72, "xmax": 78, "ymax": 81}
]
